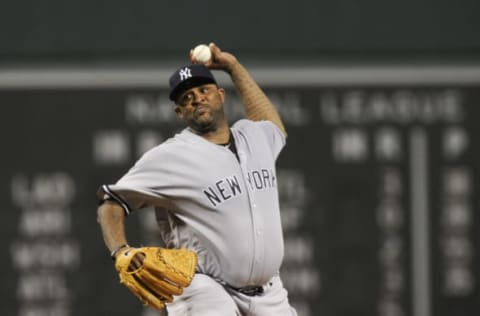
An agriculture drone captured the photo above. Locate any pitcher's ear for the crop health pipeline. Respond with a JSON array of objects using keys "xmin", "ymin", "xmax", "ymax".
[
  {"xmin": 174, "ymin": 106, "xmax": 183, "ymax": 118},
  {"xmin": 218, "ymin": 87, "xmax": 225, "ymax": 102}
]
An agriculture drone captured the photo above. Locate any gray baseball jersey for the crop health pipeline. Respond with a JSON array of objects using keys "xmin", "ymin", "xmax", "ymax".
[{"xmin": 103, "ymin": 119, "xmax": 286, "ymax": 288}]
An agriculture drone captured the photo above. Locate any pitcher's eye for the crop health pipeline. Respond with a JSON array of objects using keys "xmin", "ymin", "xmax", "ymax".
[{"xmin": 179, "ymin": 93, "xmax": 193, "ymax": 106}]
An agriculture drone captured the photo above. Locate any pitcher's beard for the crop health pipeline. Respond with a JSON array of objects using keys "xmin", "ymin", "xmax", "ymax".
[
  {"xmin": 189, "ymin": 118, "xmax": 217, "ymax": 134},
  {"xmin": 187, "ymin": 106, "xmax": 225, "ymax": 135}
]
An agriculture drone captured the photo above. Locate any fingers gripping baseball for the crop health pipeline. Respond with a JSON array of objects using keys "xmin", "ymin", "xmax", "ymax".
[
  {"xmin": 191, "ymin": 44, "xmax": 212, "ymax": 64},
  {"xmin": 190, "ymin": 42, "xmax": 238, "ymax": 71},
  {"xmin": 115, "ymin": 247, "xmax": 197, "ymax": 310}
]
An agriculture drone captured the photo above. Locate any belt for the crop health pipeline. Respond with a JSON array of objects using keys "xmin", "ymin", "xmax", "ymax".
[
  {"xmin": 196, "ymin": 273, "xmax": 266, "ymax": 296},
  {"xmin": 232, "ymin": 285, "xmax": 264, "ymax": 296}
]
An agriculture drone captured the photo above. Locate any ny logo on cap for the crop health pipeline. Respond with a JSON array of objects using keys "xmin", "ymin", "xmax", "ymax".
[{"xmin": 179, "ymin": 67, "xmax": 192, "ymax": 81}]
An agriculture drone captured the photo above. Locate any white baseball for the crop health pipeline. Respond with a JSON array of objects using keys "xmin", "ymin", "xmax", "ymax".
[{"xmin": 192, "ymin": 44, "xmax": 212, "ymax": 64}]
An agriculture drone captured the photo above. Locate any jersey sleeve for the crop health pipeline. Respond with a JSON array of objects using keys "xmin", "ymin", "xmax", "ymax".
[
  {"xmin": 256, "ymin": 120, "xmax": 287, "ymax": 159},
  {"xmin": 235, "ymin": 119, "xmax": 287, "ymax": 160},
  {"xmin": 97, "ymin": 145, "xmax": 177, "ymax": 215}
]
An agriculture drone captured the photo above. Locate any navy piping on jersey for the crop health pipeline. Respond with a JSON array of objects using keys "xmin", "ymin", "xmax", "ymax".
[
  {"xmin": 219, "ymin": 129, "xmax": 239, "ymax": 161},
  {"xmin": 102, "ymin": 184, "xmax": 133, "ymax": 216}
]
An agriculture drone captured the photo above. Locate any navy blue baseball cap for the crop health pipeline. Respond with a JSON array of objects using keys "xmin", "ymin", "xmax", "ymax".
[{"xmin": 169, "ymin": 64, "xmax": 217, "ymax": 102}]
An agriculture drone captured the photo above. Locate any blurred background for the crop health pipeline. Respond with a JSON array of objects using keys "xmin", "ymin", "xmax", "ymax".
[{"xmin": 1, "ymin": 0, "xmax": 479, "ymax": 315}]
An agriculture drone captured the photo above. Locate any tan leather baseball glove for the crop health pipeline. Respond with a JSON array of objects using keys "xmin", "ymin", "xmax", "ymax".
[{"xmin": 114, "ymin": 247, "xmax": 197, "ymax": 310}]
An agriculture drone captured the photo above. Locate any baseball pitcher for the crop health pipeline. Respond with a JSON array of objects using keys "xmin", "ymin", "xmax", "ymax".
[{"xmin": 97, "ymin": 42, "xmax": 297, "ymax": 316}]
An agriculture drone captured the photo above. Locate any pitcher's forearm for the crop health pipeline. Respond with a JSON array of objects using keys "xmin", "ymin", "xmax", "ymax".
[
  {"xmin": 97, "ymin": 202, "xmax": 129, "ymax": 252},
  {"xmin": 229, "ymin": 63, "xmax": 286, "ymax": 135}
]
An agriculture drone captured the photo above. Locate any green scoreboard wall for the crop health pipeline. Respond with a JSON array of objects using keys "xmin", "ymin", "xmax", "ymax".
[{"xmin": 1, "ymin": 0, "xmax": 479, "ymax": 64}]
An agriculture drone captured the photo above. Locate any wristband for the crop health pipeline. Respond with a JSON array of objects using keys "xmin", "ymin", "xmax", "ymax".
[{"xmin": 110, "ymin": 244, "xmax": 129, "ymax": 261}]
